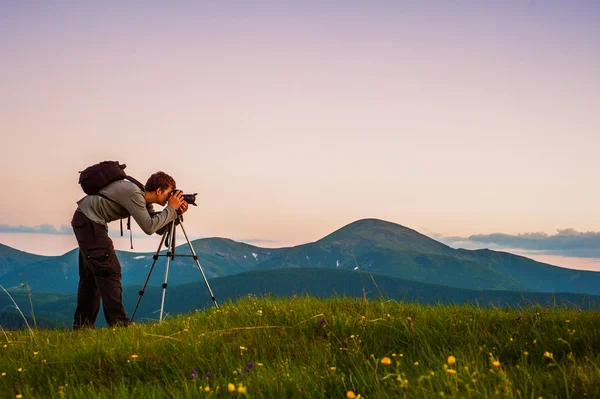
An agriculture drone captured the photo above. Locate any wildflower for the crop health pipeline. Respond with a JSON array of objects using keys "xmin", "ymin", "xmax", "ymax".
[
  {"xmin": 33, "ymin": 351, "xmax": 39, "ymax": 356},
  {"xmin": 16, "ymin": 395, "xmax": 23, "ymax": 398},
  {"xmin": 446, "ymin": 369, "xmax": 457, "ymax": 375},
  {"xmin": 524, "ymin": 351, "xmax": 529, "ymax": 356},
  {"xmin": 492, "ymin": 361, "xmax": 501, "ymax": 368},
  {"xmin": 131, "ymin": 354, "xmax": 139, "ymax": 359},
  {"xmin": 320, "ymin": 317, "xmax": 326, "ymax": 326},
  {"xmin": 447, "ymin": 356, "xmax": 456, "ymax": 366},
  {"xmin": 246, "ymin": 363, "xmax": 254, "ymax": 372},
  {"xmin": 42, "ymin": 360, "xmax": 47, "ymax": 364},
  {"xmin": 414, "ymin": 362, "xmax": 419, "ymax": 366},
  {"xmin": 204, "ymin": 386, "xmax": 210, "ymax": 392},
  {"xmin": 204, "ymin": 371, "xmax": 210, "ymax": 380},
  {"xmin": 257, "ymin": 363, "xmax": 263, "ymax": 367},
  {"xmin": 239, "ymin": 346, "xmax": 247, "ymax": 351},
  {"xmin": 228, "ymin": 383, "xmax": 235, "ymax": 392},
  {"xmin": 347, "ymin": 391, "xmax": 357, "ymax": 399},
  {"xmin": 1, "ymin": 372, "xmax": 5, "ymax": 376},
  {"xmin": 566, "ymin": 320, "xmax": 570, "ymax": 323},
  {"xmin": 191, "ymin": 369, "xmax": 197, "ymax": 380},
  {"xmin": 381, "ymin": 357, "xmax": 392, "ymax": 365},
  {"xmin": 330, "ymin": 367, "xmax": 336, "ymax": 371},
  {"xmin": 544, "ymin": 351, "xmax": 553, "ymax": 359},
  {"xmin": 18, "ymin": 368, "xmax": 22, "ymax": 372},
  {"xmin": 237, "ymin": 384, "xmax": 247, "ymax": 394}
]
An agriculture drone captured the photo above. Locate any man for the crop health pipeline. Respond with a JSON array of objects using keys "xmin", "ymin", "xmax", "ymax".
[{"xmin": 71, "ymin": 171, "xmax": 188, "ymax": 330}]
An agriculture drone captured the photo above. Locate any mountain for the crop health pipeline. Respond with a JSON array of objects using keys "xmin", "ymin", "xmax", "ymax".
[
  {"xmin": 1, "ymin": 267, "xmax": 598, "ymax": 330},
  {"xmin": 457, "ymin": 249, "xmax": 600, "ymax": 296},
  {"xmin": 0, "ymin": 238, "xmax": 284, "ymax": 293},
  {"xmin": 252, "ymin": 219, "xmax": 526, "ymax": 291},
  {"xmin": 2, "ymin": 218, "xmax": 600, "ymax": 296},
  {"xmin": 0, "ymin": 243, "xmax": 49, "ymax": 277}
]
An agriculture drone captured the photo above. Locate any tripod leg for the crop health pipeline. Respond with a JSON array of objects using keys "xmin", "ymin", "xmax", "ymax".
[
  {"xmin": 131, "ymin": 228, "xmax": 169, "ymax": 322},
  {"xmin": 179, "ymin": 221, "xmax": 219, "ymax": 309},
  {"xmin": 159, "ymin": 219, "xmax": 177, "ymax": 322}
]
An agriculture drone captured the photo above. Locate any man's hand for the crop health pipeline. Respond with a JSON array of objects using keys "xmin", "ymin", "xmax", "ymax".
[
  {"xmin": 167, "ymin": 190, "xmax": 184, "ymax": 210},
  {"xmin": 177, "ymin": 201, "xmax": 189, "ymax": 215}
]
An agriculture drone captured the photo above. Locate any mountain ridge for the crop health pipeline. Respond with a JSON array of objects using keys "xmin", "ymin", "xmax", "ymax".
[{"xmin": 1, "ymin": 218, "xmax": 599, "ymax": 296}]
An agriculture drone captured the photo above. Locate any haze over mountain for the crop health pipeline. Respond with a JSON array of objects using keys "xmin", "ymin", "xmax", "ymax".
[{"xmin": 2, "ymin": 219, "xmax": 600, "ymax": 297}]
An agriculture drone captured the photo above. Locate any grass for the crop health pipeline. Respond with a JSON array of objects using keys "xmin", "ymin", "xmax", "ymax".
[{"xmin": 1, "ymin": 294, "xmax": 600, "ymax": 398}]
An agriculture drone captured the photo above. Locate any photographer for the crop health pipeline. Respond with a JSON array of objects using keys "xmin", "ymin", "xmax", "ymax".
[{"xmin": 71, "ymin": 171, "xmax": 188, "ymax": 330}]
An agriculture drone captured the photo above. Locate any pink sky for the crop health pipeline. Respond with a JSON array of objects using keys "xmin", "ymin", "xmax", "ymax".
[{"xmin": 1, "ymin": 2, "xmax": 599, "ymax": 270}]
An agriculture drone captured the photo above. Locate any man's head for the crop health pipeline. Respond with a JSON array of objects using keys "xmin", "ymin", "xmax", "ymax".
[{"xmin": 145, "ymin": 172, "xmax": 176, "ymax": 206}]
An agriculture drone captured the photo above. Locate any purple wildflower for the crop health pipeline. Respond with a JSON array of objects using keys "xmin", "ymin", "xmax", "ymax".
[
  {"xmin": 204, "ymin": 371, "xmax": 211, "ymax": 381},
  {"xmin": 246, "ymin": 363, "xmax": 254, "ymax": 372},
  {"xmin": 321, "ymin": 317, "xmax": 327, "ymax": 326},
  {"xmin": 191, "ymin": 368, "xmax": 197, "ymax": 380}
]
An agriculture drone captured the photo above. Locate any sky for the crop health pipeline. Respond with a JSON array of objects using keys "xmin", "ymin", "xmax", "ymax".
[{"xmin": 1, "ymin": 1, "xmax": 599, "ymax": 270}]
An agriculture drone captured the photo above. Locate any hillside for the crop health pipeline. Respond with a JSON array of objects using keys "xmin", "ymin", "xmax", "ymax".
[
  {"xmin": 1, "ymin": 268, "xmax": 598, "ymax": 329},
  {"xmin": 0, "ymin": 243, "xmax": 49, "ymax": 277},
  {"xmin": 1, "ymin": 296, "xmax": 600, "ymax": 397}
]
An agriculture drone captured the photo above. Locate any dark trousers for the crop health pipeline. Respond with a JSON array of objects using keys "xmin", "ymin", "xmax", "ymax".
[{"xmin": 71, "ymin": 209, "xmax": 130, "ymax": 329}]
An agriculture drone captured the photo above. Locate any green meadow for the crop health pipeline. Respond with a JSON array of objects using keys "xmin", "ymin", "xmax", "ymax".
[{"xmin": 1, "ymin": 295, "xmax": 599, "ymax": 398}]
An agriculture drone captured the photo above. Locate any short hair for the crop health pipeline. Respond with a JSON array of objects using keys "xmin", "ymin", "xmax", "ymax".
[{"xmin": 145, "ymin": 172, "xmax": 176, "ymax": 192}]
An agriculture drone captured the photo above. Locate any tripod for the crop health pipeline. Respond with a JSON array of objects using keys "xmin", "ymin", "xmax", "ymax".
[{"xmin": 131, "ymin": 216, "xmax": 219, "ymax": 322}]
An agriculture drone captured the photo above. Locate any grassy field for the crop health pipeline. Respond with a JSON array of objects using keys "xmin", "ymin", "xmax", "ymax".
[{"xmin": 1, "ymin": 295, "xmax": 600, "ymax": 398}]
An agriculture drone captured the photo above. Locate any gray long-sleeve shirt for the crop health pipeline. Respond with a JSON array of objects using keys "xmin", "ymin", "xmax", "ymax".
[{"xmin": 77, "ymin": 180, "xmax": 177, "ymax": 235}]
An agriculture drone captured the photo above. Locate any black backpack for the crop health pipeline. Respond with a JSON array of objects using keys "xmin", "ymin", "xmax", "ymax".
[
  {"xmin": 78, "ymin": 161, "xmax": 146, "ymax": 247},
  {"xmin": 78, "ymin": 161, "xmax": 144, "ymax": 195}
]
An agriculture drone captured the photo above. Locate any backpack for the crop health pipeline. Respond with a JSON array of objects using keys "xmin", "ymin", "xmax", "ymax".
[{"xmin": 78, "ymin": 161, "xmax": 146, "ymax": 248}]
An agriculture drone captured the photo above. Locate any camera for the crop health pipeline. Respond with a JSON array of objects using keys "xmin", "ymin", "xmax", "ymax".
[{"xmin": 171, "ymin": 190, "xmax": 198, "ymax": 206}]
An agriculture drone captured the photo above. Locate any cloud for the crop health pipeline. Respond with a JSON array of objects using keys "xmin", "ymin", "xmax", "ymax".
[
  {"xmin": 435, "ymin": 229, "xmax": 600, "ymax": 259},
  {"xmin": 0, "ymin": 224, "xmax": 73, "ymax": 235}
]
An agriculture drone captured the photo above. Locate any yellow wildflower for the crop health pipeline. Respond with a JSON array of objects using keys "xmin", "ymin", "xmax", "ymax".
[
  {"xmin": 347, "ymin": 391, "xmax": 357, "ymax": 399},
  {"xmin": 237, "ymin": 385, "xmax": 247, "ymax": 394},
  {"xmin": 381, "ymin": 357, "xmax": 392, "ymax": 365},
  {"xmin": 16, "ymin": 395, "xmax": 23, "ymax": 399},
  {"xmin": 447, "ymin": 356, "xmax": 456, "ymax": 366},
  {"xmin": 492, "ymin": 361, "xmax": 501, "ymax": 368},
  {"xmin": 204, "ymin": 386, "xmax": 210, "ymax": 392},
  {"xmin": 1, "ymin": 372, "xmax": 5, "ymax": 376},
  {"xmin": 228, "ymin": 383, "xmax": 235, "ymax": 392},
  {"xmin": 524, "ymin": 351, "xmax": 529, "ymax": 356},
  {"xmin": 544, "ymin": 351, "xmax": 553, "ymax": 359},
  {"xmin": 446, "ymin": 369, "xmax": 457, "ymax": 375},
  {"xmin": 17, "ymin": 368, "xmax": 22, "ymax": 372},
  {"xmin": 414, "ymin": 361, "xmax": 419, "ymax": 366},
  {"xmin": 131, "ymin": 354, "xmax": 139, "ymax": 359},
  {"xmin": 33, "ymin": 352, "xmax": 39, "ymax": 356},
  {"xmin": 330, "ymin": 367, "xmax": 336, "ymax": 371},
  {"xmin": 239, "ymin": 346, "xmax": 247, "ymax": 351}
]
